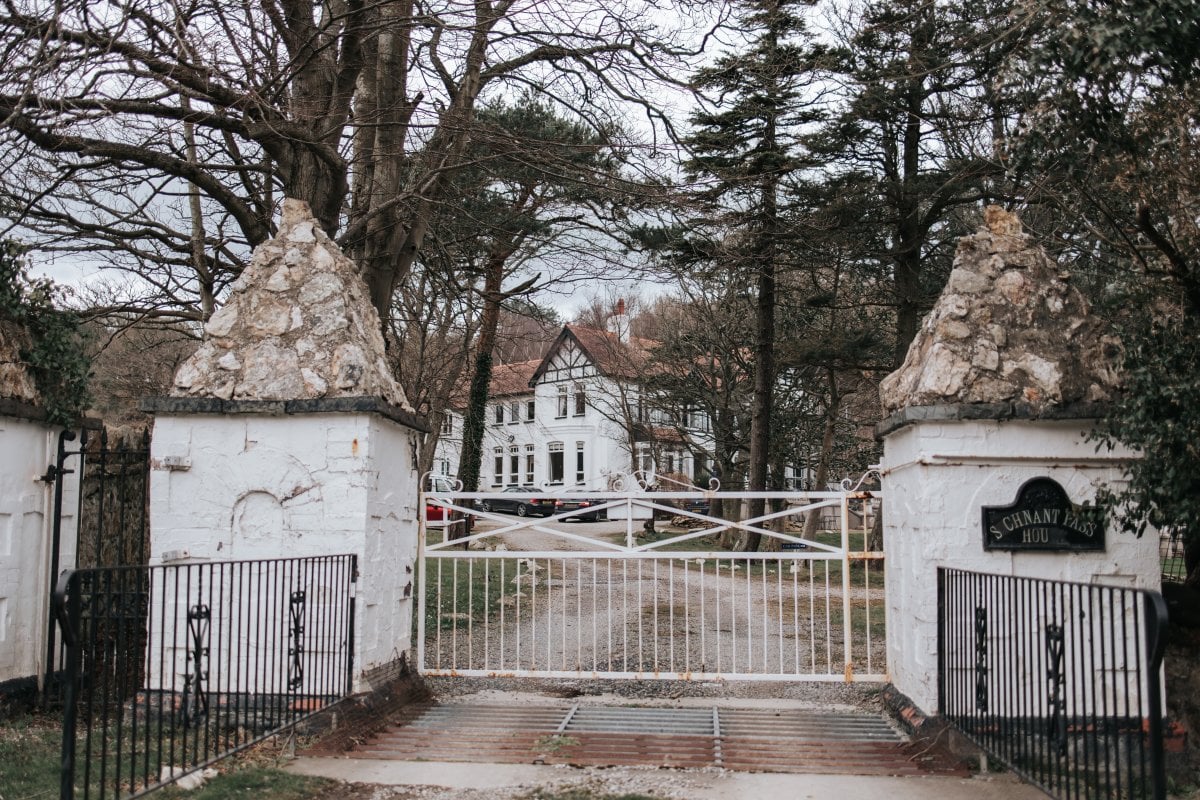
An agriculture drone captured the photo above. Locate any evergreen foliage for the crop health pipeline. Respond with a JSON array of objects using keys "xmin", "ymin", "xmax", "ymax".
[
  {"xmin": 1093, "ymin": 324, "xmax": 1200, "ymax": 555},
  {"xmin": 1011, "ymin": 1, "xmax": 1200, "ymax": 583},
  {"xmin": 679, "ymin": 0, "xmax": 826, "ymax": 547},
  {"xmin": 413, "ymin": 97, "xmax": 628, "ymax": 493},
  {"xmin": 0, "ymin": 240, "xmax": 90, "ymax": 426},
  {"xmin": 807, "ymin": 0, "xmax": 1012, "ymax": 365}
]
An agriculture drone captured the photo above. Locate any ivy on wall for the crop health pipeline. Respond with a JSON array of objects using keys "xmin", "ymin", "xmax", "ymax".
[{"xmin": 0, "ymin": 240, "xmax": 91, "ymax": 426}]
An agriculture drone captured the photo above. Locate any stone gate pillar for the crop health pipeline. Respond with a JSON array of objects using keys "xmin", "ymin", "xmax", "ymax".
[
  {"xmin": 144, "ymin": 200, "xmax": 425, "ymax": 693},
  {"xmin": 878, "ymin": 208, "xmax": 1159, "ymax": 715}
]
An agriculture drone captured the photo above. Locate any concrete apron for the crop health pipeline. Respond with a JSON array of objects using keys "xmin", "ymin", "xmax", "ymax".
[
  {"xmin": 286, "ymin": 756, "xmax": 1045, "ymax": 799},
  {"xmin": 285, "ymin": 690, "xmax": 1047, "ymax": 799}
]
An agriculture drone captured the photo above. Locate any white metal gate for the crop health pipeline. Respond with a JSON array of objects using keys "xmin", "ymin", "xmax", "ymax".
[{"xmin": 417, "ymin": 481, "xmax": 885, "ymax": 682}]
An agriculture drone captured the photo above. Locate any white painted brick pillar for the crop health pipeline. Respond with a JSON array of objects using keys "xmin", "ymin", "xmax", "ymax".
[
  {"xmin": 144, "ymin": 398, "xmax": 425, "ymax": 693},
  {"xmin": 0, "ymin": 405, "xmax": 81, "ymax": 691},
  {"xmin": 878, "ymin": 406, "xmax": 1160, "ymax": 715}
]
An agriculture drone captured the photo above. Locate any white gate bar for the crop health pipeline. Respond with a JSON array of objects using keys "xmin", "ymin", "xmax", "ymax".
[
  {"xmin": 416, "ymin": 523, "xmax": 427, "ymax": 675},
  {"xmin": 414, "ymin": 669, "xmax": 891, "ymax": 682},
  {"xmin": 426, "ymin": 519, "xmax": 630, "ymax": 552},
  {"xmin": 425, "ymin": 550, "xmax": 850, "ymax": 561},
  {"xmin": 439, "ymin": 489, "xmax": 875, "ymax": 501},
  {"xmin": 419, "ymin": 486, "xmax": 885, "ymax": 683},
  {"xmin": 841, "ymin": 495, "xmax": 852, "ymax": 680}
]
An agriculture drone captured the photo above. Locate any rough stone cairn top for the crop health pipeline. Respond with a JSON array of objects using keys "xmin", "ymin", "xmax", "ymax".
[
  {"xmin": 0, "ymin": 317, "xmax": 40, "ymax": 406},
  {"xmin": 880, "ymin": 206, "xmax": 1121, "ymax": 415},
  {"xmin": 172, "ymin": 199, "xmax": 411, "ymax": 409}
]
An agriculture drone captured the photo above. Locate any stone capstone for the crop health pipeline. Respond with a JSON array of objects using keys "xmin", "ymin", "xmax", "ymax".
[
  {"xmin": 880, "ymin": 206, "xmax": 1121, "ymax": 414},
  {"xmin": 171, "ymin": 199, "xmax": 411, "ymax": 409},
  {"xmin": 0, "ymin": 317, "xmax": 40, "ymax": 406}
]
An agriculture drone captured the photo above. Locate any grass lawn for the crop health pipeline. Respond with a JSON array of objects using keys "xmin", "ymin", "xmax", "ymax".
[
  {"xmin": 0, "ymin": 715, "xmax": 61, "ymax": 800},
  {"xmin": 0, "ymin": 714, "xmax": 337, "ymax": 800},
  {"xmin": 421, "ymin": 555, "xmax": 521, "ymax": 633},
  {"xmin": 157, "ymin": 768, "xmax": 334, "ymax": 800}
]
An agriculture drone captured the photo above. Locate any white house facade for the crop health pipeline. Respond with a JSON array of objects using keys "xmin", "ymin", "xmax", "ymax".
[{"xmin": 433, "ymin": 316, "xmax": 714, "ymax": 491}]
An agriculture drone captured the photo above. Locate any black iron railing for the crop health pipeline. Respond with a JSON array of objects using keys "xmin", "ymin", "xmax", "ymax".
[
  {"xmin": 76, "ymin": 428, "xmax": 151, "ymax": 570},
  {"xmin": 938, "ymin": 567, "xmax": 1168, "ymax": 800},
  {"xmin": 43, "ymin": 427, "xmax": 152, "ymax": 705},
  {"xmin": 54, "ymin": 555, "xmax": 357, "ymax": 800}
]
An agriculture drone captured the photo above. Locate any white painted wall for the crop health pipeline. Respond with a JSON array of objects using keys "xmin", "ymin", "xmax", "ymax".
[
  {"xmin": 880, "ymin": 417, "xmax": 1159, "ymax": 715},
  {"xmin": 149, "ymin": 412, "xmax": 420, "ymax": 693},
  {"xmin": 0, "ymin": 416, "xmax": 80, "ymax": 686}
]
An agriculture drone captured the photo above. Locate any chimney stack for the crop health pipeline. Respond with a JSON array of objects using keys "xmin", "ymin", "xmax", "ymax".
[{"xmin": 607, "ymin": 298, "xmax": 630, "ymax": 343}]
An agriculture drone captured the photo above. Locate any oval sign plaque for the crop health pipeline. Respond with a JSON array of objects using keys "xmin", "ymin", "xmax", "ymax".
[{"xmin": 982, "ymin": 477, "xmax": 1105, "ymax": 552}]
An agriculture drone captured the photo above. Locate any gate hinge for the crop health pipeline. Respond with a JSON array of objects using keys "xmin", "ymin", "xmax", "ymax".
[{"xmin": 37, "ymin": 464, "xmax": 73, "ymax": 484}]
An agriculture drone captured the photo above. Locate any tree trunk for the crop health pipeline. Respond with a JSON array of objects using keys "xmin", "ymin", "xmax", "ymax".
[
  {"xmin": 455, "ymin": 259, "xmax": 505, "ymax": 493},
  {"xmin": 892, "ymin": 22, "xmax": 930, "ymax": 368},
  {"xmin": 743, "ymin": 25, "xmax": 781, "ymax": 551},
  {"xmin": 759, "ymin": 452, "xmax": 789, "ymax": 553},
  {"xmin": 867, "ymin": 501, "xmax": 883, "ymax": 552},
  {"xmin": 181, "ymin": 104, "xmax": 214, "ymax": 321},
  {"xmin": 710, "ymin": 459, "xmax": 741, "ymax": 550},
  {"xmin": 418, "ymin": 420, "xmax": 443, "ymax": 478},
  {"xmin": 744, "ymin": 250, "xmax": 776, "ymax": 551},
  {"xmin": 802, "ymin": 374, "xmax": 841, "ymax": 542}
]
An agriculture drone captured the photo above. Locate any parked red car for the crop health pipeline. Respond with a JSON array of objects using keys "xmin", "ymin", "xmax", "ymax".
[{"xmin": 425, "ymin": 475, "xmax": 472, "ymax": 537}]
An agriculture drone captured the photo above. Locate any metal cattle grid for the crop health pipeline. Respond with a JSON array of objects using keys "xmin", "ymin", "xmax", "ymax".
[
  {"xmin": 351, "ymin": 702, "xmax": 967, "ymax": 775},
  {"xmin": 418, "ymin": 486, "xmax": 885, "ymax": 682}
]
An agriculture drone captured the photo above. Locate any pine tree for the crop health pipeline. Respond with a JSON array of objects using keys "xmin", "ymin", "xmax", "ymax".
[
  {"xmin": 808, "ymin": 0, "xmax": 1015, "ymax": 365},
  {"xmin": 442, "ymin": 99, "xmax": 628, "ymax": 494},
  {"xmin": 683, "ymin": 0, "xmax": 826, "ymax": 550}
]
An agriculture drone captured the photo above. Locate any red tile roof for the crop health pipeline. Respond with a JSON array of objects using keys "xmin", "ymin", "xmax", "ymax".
[
  {"xmin": 443, "ymin": 359, "xmax": 537, "ymax": 411},
  {"xmin": 447, "ymin": 325, "xmax": 662, "ymax": 412},
  {"xmin": 488, "ymin": 359, "xmax": 539, "ymax": 397},
  {"xmin": 544, "ymin": 325, "xmax": 658, "ymax": 381}
]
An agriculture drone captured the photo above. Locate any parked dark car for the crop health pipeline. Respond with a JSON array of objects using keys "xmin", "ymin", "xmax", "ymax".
[
  {"xmin": 554, "ymin": 492, "xmax": 608, "ymax": 522},
  {"xmin": 476, "ymin": 486, "xmax": 556, "ymax": 517}
]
